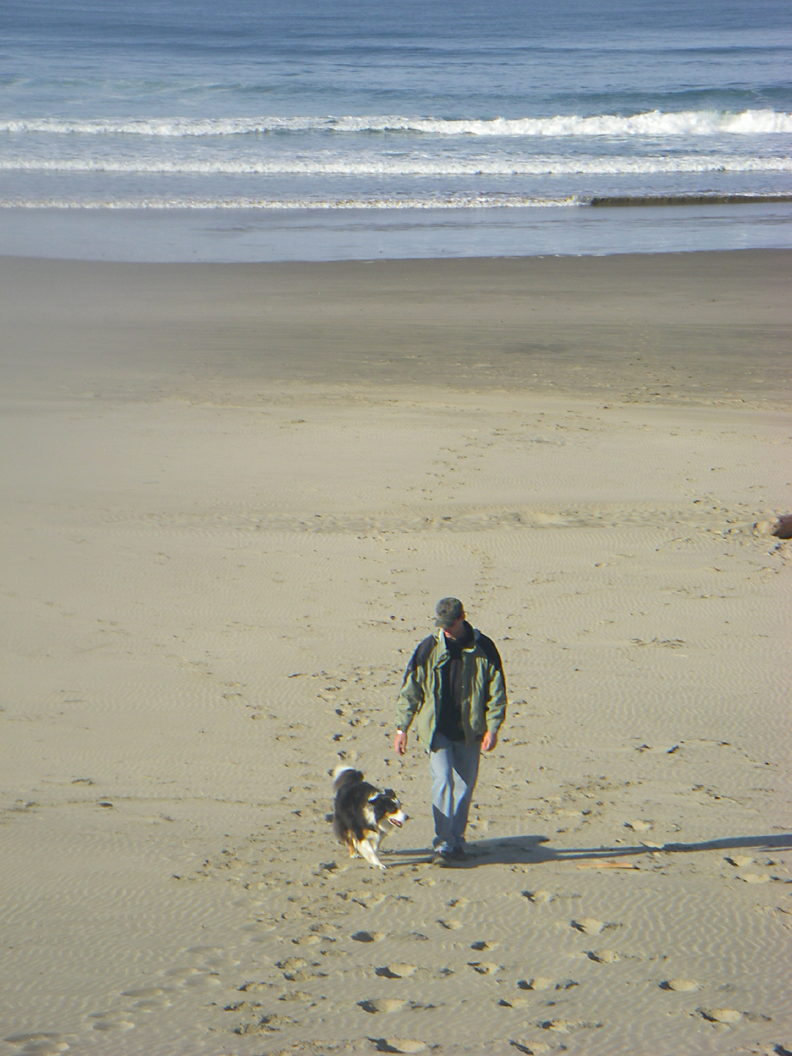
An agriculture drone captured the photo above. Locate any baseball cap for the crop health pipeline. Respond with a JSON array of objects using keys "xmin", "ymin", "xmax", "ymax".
[{"xmin": 435, "ymin": 597, "xmax": 465, "ymax": 628}]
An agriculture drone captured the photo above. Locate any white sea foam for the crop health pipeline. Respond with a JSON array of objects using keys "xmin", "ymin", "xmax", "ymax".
[
  {"xmin": 1, "ymin": 192, "xmax": 788, "ymax": 211},
  {"xmin": 1, "ymin": 109, "xmax": 791, "ymax": 139},
  {"xmin": 0, "ymin": 194, "xmax": 580, "ymax": 210},
  {"xmin": 2, "ymin": 155, "xmax": 790, "ymax": 175}
]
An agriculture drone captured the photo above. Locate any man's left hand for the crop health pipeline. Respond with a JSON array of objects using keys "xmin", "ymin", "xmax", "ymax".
[{"xmin": 481, "ymin": 731, "xmax": 498, "ymax": 752}]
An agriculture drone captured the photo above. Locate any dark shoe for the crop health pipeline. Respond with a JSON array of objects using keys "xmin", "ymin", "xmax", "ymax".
[{"xmin": 433, "ymin": 846, "xmax": 468, "ymax": 866}]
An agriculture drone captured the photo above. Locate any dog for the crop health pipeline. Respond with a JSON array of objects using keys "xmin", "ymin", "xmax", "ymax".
[{"xmin": 332, "ymin": 765, "xmax": 407, "ymax": 871}]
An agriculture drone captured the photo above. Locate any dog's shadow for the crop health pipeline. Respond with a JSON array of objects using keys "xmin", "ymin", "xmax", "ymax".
[{"xmin": 383, "ymin": 831, "xmax": 792, "ymax": 868}]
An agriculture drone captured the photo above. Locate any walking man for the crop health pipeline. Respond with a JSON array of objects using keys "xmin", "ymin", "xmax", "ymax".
[{"xmin": 394, "ymin": 597, "xmax": 507, "ymax": 863}]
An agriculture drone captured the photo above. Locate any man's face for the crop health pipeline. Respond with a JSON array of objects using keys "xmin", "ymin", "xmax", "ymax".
[{"xmin": 443, "ymin": 614, "xmax": 466, "ymax": 639}]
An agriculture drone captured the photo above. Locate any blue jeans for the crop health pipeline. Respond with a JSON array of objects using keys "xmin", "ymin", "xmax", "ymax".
[{"xmin": 429, "ymin": 732, "xmax": 481, "ymax": 853}]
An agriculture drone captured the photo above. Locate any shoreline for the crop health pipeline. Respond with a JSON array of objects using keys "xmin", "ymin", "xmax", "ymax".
[{"xmin": 2, "ymin": 198, "xmax": 791, "ymax": 263}]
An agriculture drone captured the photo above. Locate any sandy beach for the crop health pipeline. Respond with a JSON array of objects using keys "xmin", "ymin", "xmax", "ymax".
[{"xmin": 1, "ymin": 250, "xmax": 791, "ymax": 1056}]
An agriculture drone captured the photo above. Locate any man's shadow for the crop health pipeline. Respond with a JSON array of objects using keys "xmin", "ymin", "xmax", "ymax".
[{"xmin": 384, "ymin": 831, "xmax": 792, "ymax": 867}]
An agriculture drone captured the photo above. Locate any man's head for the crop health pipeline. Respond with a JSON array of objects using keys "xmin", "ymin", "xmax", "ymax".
[{"xmin": 435, "ymin": 597, "xmax": 466, "ymax": 638}]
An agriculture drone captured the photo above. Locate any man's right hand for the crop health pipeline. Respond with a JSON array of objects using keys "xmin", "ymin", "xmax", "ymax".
[{"xmin": 393, "ymin": 730, "xmax": 407, "ymax": 755}]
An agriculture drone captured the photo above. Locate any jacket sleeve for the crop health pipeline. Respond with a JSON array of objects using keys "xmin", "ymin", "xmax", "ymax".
[
  {"xmin": 395, "ymin": 652, "xmax": 425, "ymax": 730},
  {"xmin": 484, "ymin": 660, "xmax": 507, "ymax": 734}
]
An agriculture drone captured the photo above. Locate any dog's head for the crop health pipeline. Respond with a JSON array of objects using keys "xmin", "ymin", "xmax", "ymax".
[{"xmin": 370, "ymin": 789, "xmax": 408, "ymax": 831}]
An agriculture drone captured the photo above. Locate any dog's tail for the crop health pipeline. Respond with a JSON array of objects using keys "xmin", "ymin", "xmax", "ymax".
[{"xmin": 332, "ymin": 764, "xmax": 364, "ymax": 793}]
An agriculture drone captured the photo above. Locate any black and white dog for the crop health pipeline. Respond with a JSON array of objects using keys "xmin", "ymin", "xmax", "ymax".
[{"xmin": 332, "ymin": 765, "xmax": 407, "ymax": 871}]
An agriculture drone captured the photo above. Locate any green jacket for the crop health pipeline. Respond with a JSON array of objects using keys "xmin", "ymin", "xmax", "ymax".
[{"xmin": 396, "ymin": 625, "xmax": 507, "ymax": 748}]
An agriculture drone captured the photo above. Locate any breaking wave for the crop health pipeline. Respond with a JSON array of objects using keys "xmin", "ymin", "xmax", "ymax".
[{"xmin": 1, "ymin": 109, "xmax": 791, "ymax": 139}]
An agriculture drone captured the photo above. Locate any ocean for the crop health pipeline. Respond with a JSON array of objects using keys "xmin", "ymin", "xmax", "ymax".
[{"xmin": 1, "ymin": 0, "xmax": 791, "ymax": 260}]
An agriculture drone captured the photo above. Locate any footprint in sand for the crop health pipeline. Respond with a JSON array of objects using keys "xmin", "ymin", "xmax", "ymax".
[
  {"xmin": 359, "ymin": 999, "xmax": 408, "ymax": 1014},
  {"xmin": 539, "ymin": 1019, "xmax": 571, "ymax": 1033},
  {"xmin": 292, "ymin": 933, "xmax": 323, "ymax": 946},
  {"xmin": 524, "ymin": 890, "xmax": 553, "ymax": 904},
  {"xmin": 278, "ymin": 990, "xmax": 315, "ymax": 1004},
  {"xmin": 739, "ymin": 873, "xmax": 771, "ymax": 884},
  {"xmin": 470, "ymin": 940, "xmax": 499, "ymax": 951},
  {"xmin": 376, "ymin": 964, "xmax": 418, "ymax": 979},
  {"xmin": 539, "ymin": 1016, "xmax": 600, "ymax": 1034},
  {"xmin": 237, "ymin": 981, "xmax": 275, "ymax": 994},
  {"xmin": 163, "ymin": 966, "xmax": 221, "ymax": 988},
  {"xmin": 437, "ymin": 919, "xmax": 463, "ymax": 930},
  {"xmin": 587, "ymin": 949, "xmax": 620, "ymax": 963},
  {"xmin": 572, "ymin": 917, "xmax": 604, "ymax": 935},
  {"xmin": 4, "ymin": 1034, "xmax": 73, "ymax": 1056},
  {"xmin": 119, "ymin": 986, "xmax": 174, "ymax": 1010},
  {"xmin": 87, "ymin": 1011, "xmax": 135, "ymax": 1032},
  {"xmin": 660, "ymin": 979, "xmax": 698, "ymax": 992},
  {"xmin": 374, "ymin": 1040, "xmax": 427, "ymax": 1054},
  {"xmin": 700, "ymin": 1008, "xmax": 742, "ymax": 1024},
  {"xmin": 184, "ymin": 944, "xmax": 240, "ymax": 968},
  {"xmin": 518, "ymin": 977, "xmax": 555, "ymax": 992},
  {"xmin": 498, "ymin": 997, "xmax": 531, "ymax": 1009},
  {"xmin": 468, "ymin": 961, "xmax": 502, "ymax": 975},
  {"xmin": 275, "ymin": 956, "xmax": 327, "ymax": 982},
  {"xmin": 352, "ymin": 930, "xmax": 387, "ymax": 943},
  {"xmin": 625, "ymin": 820, "xmax": 652, "ymax": 832},
  {"xmin": 726, "ymin": 855, "xmax": 753, "ymax": 868}
]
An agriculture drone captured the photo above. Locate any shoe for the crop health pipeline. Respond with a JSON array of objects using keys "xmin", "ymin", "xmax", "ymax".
[{"xmin": 432, "ymin": 846, "xmax": 468, "ymax": 865}]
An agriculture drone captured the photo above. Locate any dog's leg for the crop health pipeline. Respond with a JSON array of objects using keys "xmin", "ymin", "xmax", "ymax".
[{"xmin": 357, "ymin": 837, "xmax": 387, "ymax": 872}]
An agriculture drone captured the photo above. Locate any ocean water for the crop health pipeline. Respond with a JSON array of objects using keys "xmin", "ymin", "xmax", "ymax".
[{"xmin": 1, "ymin": 0, "xmax": 791, "ymax": 260}]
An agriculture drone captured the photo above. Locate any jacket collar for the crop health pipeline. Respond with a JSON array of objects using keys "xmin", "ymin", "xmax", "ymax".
[{"xmin": 434, "ymin": 621, "xmax": 478, "ymax": 658}]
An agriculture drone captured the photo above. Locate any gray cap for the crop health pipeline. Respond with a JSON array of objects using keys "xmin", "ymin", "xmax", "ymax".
[{"xmin": 435, "ymin": 597, "xmax": 465, "ymax": 628}]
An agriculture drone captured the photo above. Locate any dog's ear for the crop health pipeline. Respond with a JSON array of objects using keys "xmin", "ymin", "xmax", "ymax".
[{"xmin": 382, "ymin": 788, "xmax": 396, "ymax": 798}]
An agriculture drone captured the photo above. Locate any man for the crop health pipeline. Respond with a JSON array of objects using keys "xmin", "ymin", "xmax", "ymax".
[{"xmin": 394, "ymin": 597, "xmax": 507, "ymax": 863}]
